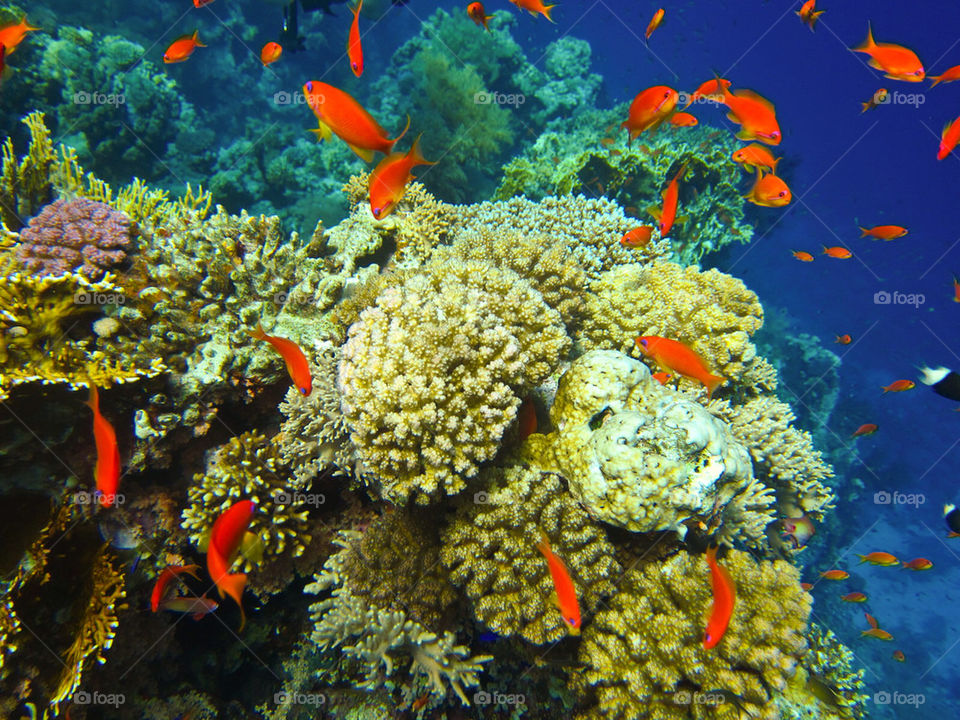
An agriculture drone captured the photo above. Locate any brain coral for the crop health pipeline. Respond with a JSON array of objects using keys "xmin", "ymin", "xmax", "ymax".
[
  {"xmin": 440, "ymin": 464, "xmax": 621, "ymax": 644},
  {"xmin": 576, "ymin": 549, "xmax": 811, "ymax": 720},
  {"xmin": 16, "ymin": 198, "xmax": 134, "ymax": 279},
  {"xmin": 338, "ymin": 254, "xmax": 570, "ymax": 504},
  {"xmin": 525, "ymin": 350, "xmax": 774, "ymax": 545}
]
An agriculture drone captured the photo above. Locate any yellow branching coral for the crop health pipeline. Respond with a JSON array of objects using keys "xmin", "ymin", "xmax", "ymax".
[
  {"xmin": 0, "ymin": 599, "xmax": 21, "ymax": 672},
  {"xmin": 440, "ymin": 464, "xmax": 621, "ymax": 644},
  {"xmin": 576, "ymin": 549, "xmax": 811, "ymax": 720},
  {"xmin": 786, "ymin": 624, "xmax": 868, "ymax": 719},
  {"xmin": 578, "ymin": 261, "xmax": 773, "ymax": 392},
  {"xmin": 339, "ymin": 255, "xmax": 570, "ymax": 504},
  {"xmin": 1, "ymin": 112, "xmax": 57, "ymax": 230}
]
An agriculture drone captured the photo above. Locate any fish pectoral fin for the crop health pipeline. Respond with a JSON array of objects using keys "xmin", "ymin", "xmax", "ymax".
[
  {"xmin": 646, "ymin": 206, "xmax": 662, "ymax": 222},
  {"xmin": 347, "ymin": 143, "xmax": 375, "ymax": 163},
  {"xmin": 674, "ymin": 214, "xmax": 689, "ymax": 225},
  {"xmin": 734, "ymin": 129, "xmax": 754, "ymax": 141},
  {"xmin": 549, "ymin": 590, "xmax": 560, "ymax": 609},
  {"xmin": 309, "ymin": 121, "xmax": 333, "ymax": 142}
]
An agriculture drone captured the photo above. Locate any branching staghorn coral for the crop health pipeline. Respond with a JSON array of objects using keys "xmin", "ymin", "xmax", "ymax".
[
  {"xmin": 575, "ymin": 549, "xmax": 811, "ymax": 720},
  {"xmin": 792, "ymin": 624, "xmax": 869, "ymax": 720},
  {"xmin": 1, "ymin": 111, "xmax": 57, "ymax": 230},
  {"xmin": 440, "ymin": 464, "xmax": 620, "ymax": 644}
]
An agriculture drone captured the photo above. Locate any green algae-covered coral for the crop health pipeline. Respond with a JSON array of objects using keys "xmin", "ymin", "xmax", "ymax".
[
  {"xmin": 440, "ymin": 464, "xmax": 620, "ymax": 644},
  {"xmin": 576, "ymin": 549, "xmax": 810, "ymax": 720},
  {"xmin": 338, "ymin": 253, "xmax": 570, "ymax": 505}
]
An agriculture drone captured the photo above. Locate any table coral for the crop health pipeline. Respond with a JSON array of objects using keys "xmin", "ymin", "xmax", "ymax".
[
  {"xmin": 338, "ymin": 254, "xmax": 570, "ymax": 504},
  {"xmin": 440, "ymin": 464, "xmax": 621, "ymax": 644},
  {"xmin": 575, "ymin": 549, "xmax": 811, "ymax": 720},
  {"xmin": 526, "ymin": 350, "xmax": 774, "ymax": 544}
]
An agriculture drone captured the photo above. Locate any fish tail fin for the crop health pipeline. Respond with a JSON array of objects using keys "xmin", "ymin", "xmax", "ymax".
[
  {"xmin": 86, "ymin": 384, "xmax": 99, "ymax": 412},
  {"xmin": 859, "ymin": 226, "xmax": 869, "ymax": 237},
  {"xmin": 771, "ymin": 156, "xmax": 781, "ymax": 173},
  {"xmin": 391, "ymin": 114, "xmax": 412, "ymax": 146},
  {"xmin": 353, "ymin": 0, "xmax": 363, "ymax": 17},
  {"xmin": 193, "ymin": 30, "xmax": 207, "ymax": 48},
  {"xmin": 860, "ymin": 101, "xmax": 870, "ymax": 113},
  {"xmin": 248, "ymin": 322, "xmax": 268, "ymax": 341},
  {"xmin": 856, "ymin": 553, "xmax": 867, "ymax": 562},
  {"xmin": 705, "ymin": 373, "xmax": 725, "ymax": 399},
  {"xmin": 929, "ymin": 75, "xmax": 942, "ymax": 88},
  {"xmin": 22, "ymin": 17, "xmax": 40, "ymax": 31},
  {"xmin": 535, "ymin": 530, "xmax": 551, "ymax": 557},
  {"xmin": 409, "ymin": 134, "xmax": 436, "ymax": 167},
  {"xmin": 542, "ymin": 4, "xmax": 556, "ymax": 22},
  {"xmin": 810, "ymin": 10, "xmax": 824, "ymax": 30},
  {"xmin": 219, "ymin": 571, "xmax": 247, "ymax": 614}
]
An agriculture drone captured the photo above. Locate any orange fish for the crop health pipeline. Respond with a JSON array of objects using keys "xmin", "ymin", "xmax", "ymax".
[
  {"xmin": 207, "ymin": 500, "xmax": 256, "ymax": 630},
  {"xmin": 819, "ymin": 569, "xmax": 849, "ymax": 580},
  {"xmin": 882, "ymin": 379, "xmax": 914, "ymax": 393},
  {"xmin": 865, "ymin": 612, "xmax": 878, "ymax": 628},
  {"xmin": 937, "ymin": 116, "xmax": 960, "ymax": 161},
  {"xmin": 517, "ymin": 396, "xmax": 537, "ymax": 441},
  {"xmin": 645, "ymin": 8, "xmax": 665, "ymax": 40},
  {"xmin": 158, "ymin": 595, "xmax": 218, "ymax": 621},
  {"xmin": 852, "ymin": 23, "xmax": 925, "ymax": 82},
  {"xmin": 795, "ymin": 0, "xmax": 824, "ymax": 31},
  {"xmin": 683, "ymin": 77, "xmax": 731, "ymax": 109},
  {"xmin": 862, "ymin": 628, "xmax": 894, "ymax": 641},
  {"xmin": 901, "ymin": 558, "xmax": 933, "ymax": 570},
  {"xmin": 348, "ymin": 0, "xmax": 363, "ymax": 77},
  {"xmin": 835, "ymin": 334, "xmax": 852, "ymax": 345},
  {"xmin": 620, "ymin": 226, "xmax": 654, "ymax": 248},
  {"xmin": 929, "ymin": 64, "xmax": 960, "ymax": 88},
  {"xmin": 781, "ymin": 515, "xmax": 815, "ymax": 549},
  {"xmin": 822, "ymin": 246, "xmax": 852, "ymax": 259},
  {"xmin": 859, "ymin": 224, "xmax": 907, "ymax": 240},
  {"xmin": 744, "ymin": 168, "xmax": 791, "ymax": 207},
  {"xmin": 953, "ymin": 276, "xmax": 960, "ymax": 303},
  {"xmin": 861, "ymin": 88, "xmax": 888, "ymax": 112},
  {"xmin": 892, "ymin": 650, "xmax": 905, "ymax": 662},
  {"xmin": 86, "ymin": 386, "xmax": 122, "ymax": 508},
  {"xmin": 702, "ymin": 544, "xmax": 736, "ymax": 649},
  {"xmin": 851, "ymin": 423, "xmax": 878, "ymax": 438},
  {"xmin": 651, "ymin": 371, "xmax": 671, "ymax": 385},
  {"xmin": 194, "ymin": 0, "xmax": 215, "ymax": 6},
  {"xmin": 509, "ymin": 0, "xmax": 555, "ymax": 22},
  {"xmin": 841, "ymin": 592, "xmax": 867, "ymax": 603},
  {"xmin": 731, "ymin": 143, "xmax": 780, "ymax": 173},
  {"xmin": 636, "ymin": 336, "xmax": 725, "ymax": 398},
  {"xmin": 163, "ymin": 30, "xmax": 205, "ymax": 64},
  {"xmin": 800, "ymin": 582, "xmax": 814, "ymax": 591},
  {"xmin": 304, "ymin": 81, "xmax": 409, "ymax": 162},
  {"xmin": 467, "ymin": 2, "xmax": 493, "ymax": 30},
  {"xmin": 0, "ymin": 16, "xmax": 38, "ymax": 55},
  {"xmin": 647, "ymin": 162, "xmax": 687, "ymax": 237},
  {"xmin": 621, "ymin": 85, "xmax": 679, "ymax": 142},
  {"xmin": 260, "ymin": 41, "xmax": 282, "ymax": 66},
  {"xmin": 249, "ymin": 323, "xmax": 313, "ymax": 395},
  {"xmin": 670, "ymin": 112, "xmax": 697, "ymax": 127},
  {"xmin": 718, "ymin": 84, "xmax": 782, "ymax": 145},
  {"xmin": 368, "ymin": 135, "xmax": 436, "ymax": 220},
  {"xmin": 151, "ymin": 564, "xmax": 201, "ymax": 612},
  {"xmin": 857, "ymin": 551, "xmax": 899, "ymax": 566},
  {"xmin": 792, "ymin": 250, "xmax": 815, "ymax": 262},
  {"xmin": 536, "ymin": 532, "xmax": 580, "ymax": 635}
]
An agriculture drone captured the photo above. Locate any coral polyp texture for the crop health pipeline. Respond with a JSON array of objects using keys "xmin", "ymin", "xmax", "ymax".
[
  {"xmin": 440, "ymin": 464, "xmax": 621, "ymax": 644},
  {"xmin": 575, "ymin": 549, "xmax": 811, "ymax": 720},
  {"xmin": 338, "ymin": 253, "xmax": 570, "ymax": 504},
  {"xmin": 525, "ymin": 350, "xmax": 775, "ymax": 545}
]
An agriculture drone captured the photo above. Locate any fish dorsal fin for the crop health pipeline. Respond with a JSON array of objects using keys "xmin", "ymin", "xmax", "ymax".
[{"xmin": 733, "ymin": 88, "xmax": 775, "ymax": 112}]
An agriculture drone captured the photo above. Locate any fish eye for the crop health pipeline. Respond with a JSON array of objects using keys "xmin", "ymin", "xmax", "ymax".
[
  {"xmin": 300, "ymin": 386, "xmax": 309, "ymax": 395},
  {"xmin": 639, "ymin": 338, "xmax": 648, "ymax": 347},
  {"xmin": 778, "ymin": 191, "xmax": 786, "ymax": 197},
  {"xmin": 373, "ymin": 207, "xmax": 382, "ymax": 217},
  {"xmin": 305, "ymin": 81, "xmax": 313, "ymax": 92},
  {"xmin": 352, "ymin": 62, "xmax": 358, "ymax": 70}
]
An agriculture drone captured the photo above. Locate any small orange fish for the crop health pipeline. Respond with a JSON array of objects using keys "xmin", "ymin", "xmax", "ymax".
[
  {"xmin": 670, "ymin": 112, "xmax": 697, "ymax": 127},
  {"xmin": 703, "ymin": 544, "xmax": 736, "ymax": 649},
  {"xmin": 841, "ymin": 592, "xmax": 867, "ymax": 603},
  {"xmin": 151, "ymin": 565, "xmax": 201, "ymax": 612},
  {"xmin": 953, "ymin": 276, "xmax": 960, "ymax": 303},
  {"xmin": 348, "ymin": 0, "xmax": 363, "ymax": 77},
  {"xmin": 731, "ymin": 143, "xmax": 780, "ymax": 173},
  {"xmin": 194, "ymin": 0, "xmax": 215, "ymax": 6},
  {"xmin": 509, "ymin": 0, "xmax": 555, "ymax": 22},
  {"xmin": 882, "ymin": 379, "xmax": 915, "ymax": 393},
  {"xmin": 517, "ymin": 396, "xmax": 537, "ymax": 441},
  {"xmin": 892, "ymin": 650, "xmax": 905, "ymax": 662},
  {"xmin": 0, "ymin": 16, "xmax": 38, "ymax": 55},
  {"xmin": 651, "ymin": 371, "xmax": 671, "ymax": 385},
  {"xmin": 901, "ymin": 558, "xmax": 933, "ymax": 570},
  {"xmin": 744, "ymin": 168, "xmax": 791, "ymax": 207},
  {"xmin": 852, "ymin": 23, "xmax": 925, "ymax": 82},
  {"xmin": 467, "ymin": 2, "xmax": 493, "ymax": 30},
  {"xmin": 859, "ymin": 224, "xmax": 907, "ymax": 240},
  {"xmin": 795, "ymin": 0, "xmax": 824, "ymax": 31},
  {"xmin": 937, "ymin": 115, "xmax": 960, "ymax": 161},
  {"xmin": 792, "ymin": 250, "xmax": 815, "ymax": 262},
  {"xmin": 647, "ymin": 162, "xmax": 687, "ymax": 237},
  {"xmin": 819, "ymin": 569, "xmax": 849, "ymax": 580},
  {"xmin": 865, "ymin": 612, "xmax": 879, "ymax": 628},
  {"xmin": 622, "ymin": 86, "xmax": 679, "ymax": 142},
  {"xmin": 800, "ymin": 582, "xmax": 814, "ymax": 591},
  {"xmin": 249, "ymin": 323, "xmax": 313, "ymax": 395},
  {"xmin": 368, "ymin": 135, "xmax": 436, "ymax": 220},
  {"xmin": 781, "ymin": 515, "xmax": 815, "ymax": 549},
  {"xmin": 822, "ymin": 246, "xmax": 852, "ymax": 259},
  {"xmin": 86, "ymin": 386, "xmax": 122, "ymax": 508},
  {"xmin": 835, "ymin": 334, "xmax": 852, "ymax": 345},
  {"xmin": 857, "ymin": 551, "xmax": 899, "ymax": 566},
  {"xmin": 861, "ymin": 88, "xmax": 888, "ymax": 112},
  {"xmin": 862, "ymin": 628, "xmax": 894, "ymax": 641},
  {"xmin": 207, "ymin": 500, "xmax": 256, "ymax": 630},
  {"xmin": 536, "ymin": 532, "xmax": 580, "ymax": 635},
  {"xmin": 718, "ymin": 84, "xmax": 782, "ymax": 145},
  {"xmin": 683, "ymin": 77, "xmax": 731, "ymax": 109},
  {"xmin": 620, "ymin": 226, "xmax": 655, "ymax": 248},
  {"xmin": 158, "ymin": 594, "xmax": 218, "ymax": 620},
  {"xmin": 851, "ymin": 423, "xmax": 878, "ymax": 438},
  {"xmin": 929, "ymin": 64, "xmax": 960, "ymax": 88},
  {"xmin": 163, "ymin": 30, "xmax": 205, "ymax": 64},
  {"xmin": 260, "ymin": 41, "xmax": 282, "ymax": 66},
  {"xmin": 645, "ymin": 8, "xmax": 665, "ymax": 40},
  {"xmin": 636, "ymin": 336, "xmax": 725, "ymax": 398}
]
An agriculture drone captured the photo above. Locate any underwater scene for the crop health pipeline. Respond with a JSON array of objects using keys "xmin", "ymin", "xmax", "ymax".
[{"xmin": 1, "ymin": 0, "xmax": 959, "ymax": 717}]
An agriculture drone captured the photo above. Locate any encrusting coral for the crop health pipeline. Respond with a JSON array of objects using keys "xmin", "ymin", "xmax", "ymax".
[
  {"xmin": 575, "ymin": 549, "xmax": 811, "ymax": 720},
  {"xmin": 440, "ymin": 464, "xmax": 621, "ymax": 644}
]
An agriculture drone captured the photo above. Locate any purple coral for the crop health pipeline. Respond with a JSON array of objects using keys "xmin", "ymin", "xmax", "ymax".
[{"xmin": 16, "ymin": 198, "xmax": 135, "ymax": 279}]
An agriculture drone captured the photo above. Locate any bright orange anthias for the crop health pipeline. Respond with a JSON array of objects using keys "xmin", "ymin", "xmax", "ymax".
[
  {"xmin": 859, "ymin": 224, "xmax": 907, "ymax": 240},
  {"xmin": 861, "ymin": 88, "xmax": 888, "ymax": 113},
  {"xmin": 929, "ymin": 64, "xmax": 960, "ymax": 88},
  {"xmin": 902, "ymin": 558, "xmax": 933, "ymax": 570},
  {"xmin": 852, "ymin": 23, "xmax": 925, "ymax": 82},
  {"xmin": 841, "ymin": 592, "xmax": 867, "ymax": 603},
  {"xmin": 0, "ymin": 16, "xmax": 39, "ymax": 54},
  {"xmin": 792, "ymin": 250, "xmax": 814, "ymax": 262},
  {"xmin": 86, "ymin": 386, "xmax": 121, "ymax": 507},
  {"xmin": 207, "ymin": 500, "xmax": 256, "ymax": 630},
  {"xmin": 304, "ymin": 81, "xmax": 409, "ymax": 162},
  {"xmin": 732, "ymin": 143, "xmax": 779, "ymax": 173},
  {"xmin": 719, "ymin": 84, "xmax": 781, "ymax": 145},
  {"xmin": 620, "ymin": 226, "xmax": 654, "ymax": 248},
  {"xmin": 645, "ymin": 8, "xmax": 664, "ymax": 40},
  {"xmin": 857, "ymin": 551, "xmax": 899, "ymax": 566},
  {"xmin": 953, "ymin": 276, "xmax": 960, "ymax": 303},
  {"xmin": 260, "ymin": 41, "xmax": 282, "ymax": 66},
  {"xmin": 647, "ymin": 162, "xmax": 687, "ymax": 237},
  {"xmin": 509, "ymin": 0, "xmax": 555, "ymax": 22},
  {"xmin": 835, "ymin": 334, "xmax": 852, "ymax": 345},
  {"xmin": 348, "ymin": 0, "xmax": 363, "ymax": 77},
  {"xmin": 851, "ymin": 423, "xmax": 878, "ymax": 438},
  {"xmin": 703, "ymin": 544, "xmax": 735, "ymax": 649},
  {"xmin": 536, "ymin": 532, "xmax": 581, "ymax": 635},
  {"xmin": 249, "ymin": 323, "xmax": 312, "ymax": 395},
  {"xmin": 937, "ymin": 116, "xmax": 960, "ymax": 161},
  {"xmin": 744, "ymin": 168, "xmax": 791, "ymax": 207},
  {"xmin": 819, "ymin": 569, "xmax": 848, "ymax": 580},
  {"xmin": 795, "ymin": 0, "xmax": 824, "ymax": 32},
  {"xmin": 151, "ymin": 565, "xmax": 201, "ymax": 612},
  {"xmin": 822, "ymin": 246, "xmax": 851, "ymax": 259},
  {"xmin": 862, "ymin": 628, "xmax": 894, "ymax": 640},
  {"xmin": 368, "ymin": 135, "xmax": 436, "ymax": 220},
  {"xmin": 467, "ymin": 2, "xmax": 493, "ymax": 30},
  {"xmin": 683, "ymin": 77, "xmax": 730, "ymax": 109},
  {"xmin": 621, "ymin": 86, "xmax": 678, "ymax": 143},
  {"xmin": 882, "ymin": 379, "xmax": 914, "ymax": 393},
  {"xmin": 163, "ymin": 30, "xmax": 205, "ymax": 64},
  {"xmin": 670, "ymin": 112, "xmax": 697, "ymax": 127},
  {"xmin": 635, "ymin": 335, "xmax": 725, "ymax": 398}
]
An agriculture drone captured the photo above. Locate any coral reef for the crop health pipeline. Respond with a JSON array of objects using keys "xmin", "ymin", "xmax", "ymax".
[
  {"xmin": 1, "ymin": 111, "xmax": 58, "ymax": 230},
  {"xmin": 440, "ymin": 464, "xmax": 621, "ymax": 644},
  {"xmin": 792, "ymin": 625, "xmax": 869, "ymax": 720},
  {"xmin": 575, "ymin": 549, "xmax": 811, "ymax": 719},
  {"xmin": 514, "ymin": 37, "xmax": 603, "ymax": 124}
]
